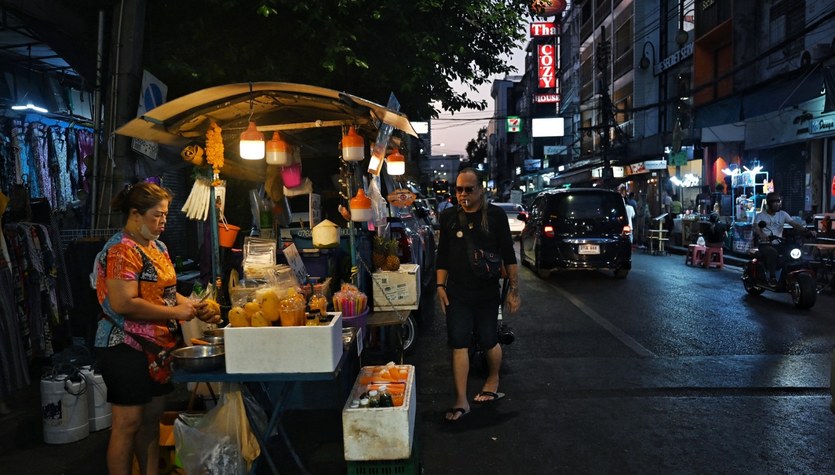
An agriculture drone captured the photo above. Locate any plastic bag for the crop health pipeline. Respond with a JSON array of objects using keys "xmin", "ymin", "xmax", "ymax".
[{"xmin": 174, "ymin": 383, "xmax": 260, "ymax": 475}]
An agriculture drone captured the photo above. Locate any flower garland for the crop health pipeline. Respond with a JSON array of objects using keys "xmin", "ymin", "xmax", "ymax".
[{"xmin": 205, "ymin": 121, "xmax": 224, "ymax": 185}]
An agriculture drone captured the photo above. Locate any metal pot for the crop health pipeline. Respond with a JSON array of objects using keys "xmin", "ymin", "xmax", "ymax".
[
  {"xmin": 203, "ymin": 328, "xmax": 224, "ymax": 338},
  {"xmin": 172, "ymin": 345, "xmax": 224, "ymax": 372},
  {"xmin": 194, "ymin": 335, "xmax": 224, "ymax": 346}
]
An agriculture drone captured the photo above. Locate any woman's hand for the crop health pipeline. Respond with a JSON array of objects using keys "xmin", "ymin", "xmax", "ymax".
[
  {"xmin": 196, "ymin": 301, "xmax": 222, "ymax": 324},
  {"xmin": 173, "ymin": 301, "xmax": 198, "ymax": 321}
]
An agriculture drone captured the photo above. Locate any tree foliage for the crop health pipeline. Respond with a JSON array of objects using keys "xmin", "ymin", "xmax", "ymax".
[
  {"xmin": 64, "ymin": 0, "xmax": 530, "ymax": 121},
  {"xmin": 466, "ymin": 126, "xmax": 488, "ymax": 164}
]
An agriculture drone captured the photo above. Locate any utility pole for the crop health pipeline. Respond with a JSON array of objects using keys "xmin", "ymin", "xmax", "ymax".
[{"xmin": 596, "ymin": 26, "xmax": 613, "ymax": 188}]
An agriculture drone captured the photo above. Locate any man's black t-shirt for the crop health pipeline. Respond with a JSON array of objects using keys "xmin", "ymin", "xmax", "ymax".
[{"xmin": 436, "ymin": 203, "xmax": 516, "ymax": 292}]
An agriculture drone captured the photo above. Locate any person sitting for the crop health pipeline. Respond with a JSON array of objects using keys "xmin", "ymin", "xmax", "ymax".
[{"xmin": 704, "ymin": 213, "xmax": 727, "ymax": 248}]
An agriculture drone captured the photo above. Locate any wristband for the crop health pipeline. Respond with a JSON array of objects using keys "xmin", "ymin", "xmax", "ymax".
[{"xmin": 437, "ymin": 284, "xmax": 446, "ymax": 289}]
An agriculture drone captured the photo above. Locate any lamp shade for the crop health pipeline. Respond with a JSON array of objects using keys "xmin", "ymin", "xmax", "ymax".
[
  {"xmin": 265, "ymin": 131, "xmax": 289, "ymax": 165},
  {"xmin": 342, "ymin": 127, "xmax": 365, "ymax": 161},
  {"xmin": 386, "ymin": 148, "xmax": 405, "ymax": 176},
  {"xmin": 239, "ymin": 121, "xmax": 265, "ymax": 160},
  {"xmin": 350, "ymin": 188, "xmax": 373, "ymax": 222}
]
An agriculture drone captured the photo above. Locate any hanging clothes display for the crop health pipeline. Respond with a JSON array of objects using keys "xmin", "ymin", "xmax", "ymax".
[
  {"xmin": 27, "ymin": 123, "xmax": 53, "ymax": 207},
  {"xmin": 0, "ymin": 221, "xmax": 30, "ymax": 399},
  {"xmin": 48, "ymin": 125, "xmax": 74, "ymax": 211}
]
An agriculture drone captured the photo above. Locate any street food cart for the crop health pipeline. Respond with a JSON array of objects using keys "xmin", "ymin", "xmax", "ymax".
[{"xmin": 116, "ymin": 82, "xmax": 422, "ymax": 473}]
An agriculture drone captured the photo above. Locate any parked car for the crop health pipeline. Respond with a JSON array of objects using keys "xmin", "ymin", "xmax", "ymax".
[
  {"xmin": 493, "ymin": 202, "xmax": 527, "ymax": 235},
  {"xmin": 517, "ymin": 188, "xmax": 632, "ymax": 279}
]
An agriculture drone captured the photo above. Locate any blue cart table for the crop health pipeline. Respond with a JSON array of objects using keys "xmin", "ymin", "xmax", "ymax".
[{"xmin": 172, "ymin": 329, "xmax": 358, "ymax": 474}]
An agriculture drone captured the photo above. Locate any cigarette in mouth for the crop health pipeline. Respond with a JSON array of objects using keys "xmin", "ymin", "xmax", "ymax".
[{"xmin": 462, "ymin": 199, "xmax": 469, "ymax": 206}]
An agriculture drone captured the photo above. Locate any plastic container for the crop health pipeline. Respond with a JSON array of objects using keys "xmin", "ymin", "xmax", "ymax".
[
  {"xmin": 80, "ymin": 367, "xmax": 111, "ymax": 431},
  {"xmin": 281, "ymin": 163, "xmax": 303, "ymax": 188},
  {"xmin": 41, "ymin": 374, "xmax": 89, "ymax": 444},
  {"xmin": 342, "ymin": 307, "xmax": 369, "ymax": 340},
  {"xmin": 218, "ymin": 224, "xmax": 241, "ymax": 248}
]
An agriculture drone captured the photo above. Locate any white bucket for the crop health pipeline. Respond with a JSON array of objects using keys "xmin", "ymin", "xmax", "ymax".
[
  {"xmin": 41, "ymin": 374, "xmax": 89, "ymax": 444},
  {"xmin": 81, "ymin": 367, "xmax": 112, "ymax": 431}
]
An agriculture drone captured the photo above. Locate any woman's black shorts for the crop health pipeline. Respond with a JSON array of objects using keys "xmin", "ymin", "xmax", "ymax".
[{"xmin": 97, "ymin": 343, "xmax": 173, "ymax": 405}]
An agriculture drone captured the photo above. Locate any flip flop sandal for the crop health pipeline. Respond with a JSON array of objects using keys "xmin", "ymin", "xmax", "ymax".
[{"xmin": 473, "ymin": 391, "xmax": 506, "ymax": 403}]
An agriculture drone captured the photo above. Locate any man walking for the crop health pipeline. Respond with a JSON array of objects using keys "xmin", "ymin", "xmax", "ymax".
[{"xmin": 436, "ymin": 168, "xmax": 521, "ymax": 422}]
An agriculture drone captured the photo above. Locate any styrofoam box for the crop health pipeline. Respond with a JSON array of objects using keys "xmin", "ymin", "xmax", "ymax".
[
  {"xmin": 224, "ymin": 313, "xmax": 343, "ymax": 374},
  {"xmin": 342, "ymin": 365, "xmax": 416, "ymax": 461},
  {"xmin": 372, "ymin": 264, "xmax": 420, "ymax": 311}
]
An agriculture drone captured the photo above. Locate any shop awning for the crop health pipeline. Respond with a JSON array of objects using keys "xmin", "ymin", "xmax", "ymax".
[{"xmin": 115, "ymin": 82, "xmax": 418, "ymax": 149}]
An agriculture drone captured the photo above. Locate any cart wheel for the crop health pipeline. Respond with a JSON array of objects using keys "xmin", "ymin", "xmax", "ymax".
[{"xmin": 401, "ymin": 313, "xmax": 417, "ymax": 354}]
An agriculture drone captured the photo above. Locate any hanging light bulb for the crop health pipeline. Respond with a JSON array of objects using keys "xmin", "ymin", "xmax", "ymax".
[
  {"xmin": 386, "ymin": 148, "xmax": 405, "ymax": 176},
  {"xmin": 342, "ymin": 126, "xmax": 365, "ymax": 162},
  {"xmin": 265, "ymin": 131, "xmax": 289, "ymax": 165},
  {"xmin": 239, "ymin": 120, "xmax": 265, "ymax": 160},
  {"xmin": 350, "ymin": 188, "xmax": 373, "ymax": 222}
]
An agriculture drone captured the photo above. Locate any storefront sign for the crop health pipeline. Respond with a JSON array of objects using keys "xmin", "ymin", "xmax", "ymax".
[
  {"xmin": 538, "ymin": 44, "xmax": 556, "ymax": 88},
  {"xmin": 654, "ymin": 42, "xmax": 693, "ymax": 76},
  {"xmin": 644, "ymin": 159, "xmax": 668, "ymax": 170},
  {"xmin": 530, "ymin": 22, "xmax": 557, "ymax": 37},
  {"xmin": 533, "ymin": 93, "xmax": 560, "ymax": 103},
  {"xmin": 668, "ymin": 151, "xmax": 688, "ymax": 166},
  {"xmin": 810, "ymin": 117, "xmax": 835, "ymax": 134},
  {"xmin": 507, "ymin": 116, "xmax": 521, "ymax": 132},
  {"xmin": 543, "ymin": 145, "xmax": 566, "ymax": 155}
]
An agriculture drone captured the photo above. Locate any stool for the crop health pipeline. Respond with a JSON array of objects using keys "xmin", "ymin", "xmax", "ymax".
[
  {"xmin": 704, "ymin": 246, "xmax": 724, "ymax": 269},
  {"xmin": 685, "ymin": 244, "xmax": 706, "ymax": 266}
]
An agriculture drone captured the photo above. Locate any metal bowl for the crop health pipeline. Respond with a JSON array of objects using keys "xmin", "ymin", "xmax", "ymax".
[
  {"xmin": 172, "ymin": 345, "xmax": 225, "ymax": 372},
  {"xmin": 203, "ymin": 328, "xmax": 224, "ymax": 338},
  {"xmin": 199, "ymin": 335, "xmax": 224, "ymax": 346}
]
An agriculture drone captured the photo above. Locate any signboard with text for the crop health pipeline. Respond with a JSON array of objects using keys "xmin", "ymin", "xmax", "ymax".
[
  {"xmin": 538, "ymin": 44, "xmax": 557, "ymax": 89},
  {"xmin": 530, "ymin": 22, "xmax": 557, "ymax": 37}
]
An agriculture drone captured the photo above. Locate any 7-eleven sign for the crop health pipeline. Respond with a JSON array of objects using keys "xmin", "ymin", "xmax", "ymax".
[{"xmin": 507, "ymin": 116, "xmax": 521, "ymax": 133}]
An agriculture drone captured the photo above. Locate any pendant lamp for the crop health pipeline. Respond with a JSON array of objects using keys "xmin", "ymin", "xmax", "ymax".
[
  {"xmin": 386, "ymin": 148, "xmax": 405, "ymax": 176},
  {"xmin": 342, "ymin": 127, "xmax": 365, "ymax": 162},
  {"xmin": 265, "ymin": 131, "xmax": 289, "ymax": 165},
  {"xmin": 239, "ymin": 121, "xmax": 265, "ymax": 160},
  {"xmin": 350, "ymin": 188, "xmax": 373, "ymax": 222}
]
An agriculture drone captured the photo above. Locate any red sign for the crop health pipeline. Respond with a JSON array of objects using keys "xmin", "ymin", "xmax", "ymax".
[
  {"xmin": 530, "ymin": 0, "xmax": 568, "ymax": 17},
  {"xmin": 531, "ymin": 22, "xmax": 557, "ymax": 37},
  {"xmin": 533, "ymin": 93, "xmax": 560, "ymax": 104},
  {"xmin": 538, "ymin": 44, "xmax": 556, "ymax": 89}
]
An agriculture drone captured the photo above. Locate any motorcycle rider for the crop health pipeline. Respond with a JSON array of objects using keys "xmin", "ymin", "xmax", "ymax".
[{"xmin": 753, "ymin": 192, "xmax": 810, "ymax": 286}]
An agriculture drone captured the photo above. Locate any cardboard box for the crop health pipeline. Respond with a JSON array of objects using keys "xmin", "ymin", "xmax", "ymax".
[
  {"xmin": 342, "ymin": 365, "xmax": 416, "ymax": 461},
  {"xmin": 224, "ymin": 313, "xmax": 343, "ymax": 374},
  {"xmin": 372, "ymin": 264, "xmax": 420, "ymax": 311}
]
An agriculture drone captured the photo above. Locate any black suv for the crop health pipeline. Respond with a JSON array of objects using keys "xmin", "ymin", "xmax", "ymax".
[{"xmin": 518, "ymin": 188, "xmax": 632, "ymax": 278}]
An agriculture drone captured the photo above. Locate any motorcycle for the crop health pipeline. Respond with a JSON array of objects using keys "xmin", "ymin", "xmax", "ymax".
[{"xmin": 741, "ymin": 221, "xmax": 817, "ymax": 309}]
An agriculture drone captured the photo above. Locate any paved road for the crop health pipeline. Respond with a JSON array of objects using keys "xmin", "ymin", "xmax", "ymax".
[{"xmin": 3, "ymin": 250, "xmax": 834, "ymax": 474}]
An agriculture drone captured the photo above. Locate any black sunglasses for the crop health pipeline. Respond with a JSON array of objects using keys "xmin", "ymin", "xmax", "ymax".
[{"xmin": 455, "ymin": 186, "xmax": 476, "ymax": 193}]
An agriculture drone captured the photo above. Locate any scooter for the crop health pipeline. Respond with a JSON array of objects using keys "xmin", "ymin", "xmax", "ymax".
[{"xmin": 741, "ymin": 222, "xmax": 817, "ymax": 309}]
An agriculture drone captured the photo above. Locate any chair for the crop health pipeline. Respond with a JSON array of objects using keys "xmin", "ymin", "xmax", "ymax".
[
  {"xmin": 704, "ymin": 246, "xmax": 724, "ymax": 269},
  {"xmin": 686, "ymin": 244, "xmax": 706, "ymax": 267}
]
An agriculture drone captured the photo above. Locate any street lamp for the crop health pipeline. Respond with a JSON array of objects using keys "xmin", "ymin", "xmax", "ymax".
[{"xmin": 639, "ymin": 41, "xmax": 656, "ymax": 70}]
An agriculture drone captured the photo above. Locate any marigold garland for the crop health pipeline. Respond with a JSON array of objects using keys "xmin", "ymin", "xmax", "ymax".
[{"xmin": 205, "ymin": 121, "xmax": 224, "ymax": 185}]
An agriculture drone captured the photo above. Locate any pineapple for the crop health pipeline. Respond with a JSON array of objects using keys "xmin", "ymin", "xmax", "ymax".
[
  {"xmin": 373, "ymin": 236, "xmax": 387, "ymax": 270},
  {"xmin": 384, "ymin": 238, "xmax": 401, "ymax": 271}
]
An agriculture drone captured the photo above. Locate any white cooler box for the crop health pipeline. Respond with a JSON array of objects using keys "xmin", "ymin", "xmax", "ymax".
[
  {"xmin": 372, "ymin": 264, "xmax": 420, "ymax": 311},
  {"xmin": 342, "ymin": 365, "xmax": 416, "ymax": 461},
  {"xmin": 224, "ymin": 313, "xmax": 343, "ymax": 374}
]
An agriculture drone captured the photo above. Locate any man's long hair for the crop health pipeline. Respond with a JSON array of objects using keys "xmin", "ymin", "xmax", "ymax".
[{"xmin": 458, "ymin": 167, "xmax": 489, "ymax": 233}]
